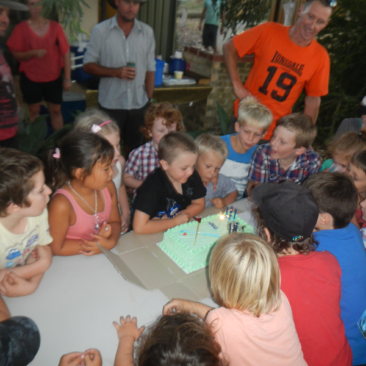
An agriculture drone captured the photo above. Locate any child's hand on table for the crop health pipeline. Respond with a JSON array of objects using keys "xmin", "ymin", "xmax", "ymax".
[
  {"xmin": 59, "ymin": 352, "xmax": 86, "ymax": 366},
  {"xmin": 79, "ymin": 232, "xmax": 114, "ymax": 256},
  {"xmin": 97, "ymin": 222, "xmax": 112, "ymax": 239},
  {"xmin": 113, "ymin": 315, "xmax": 145, "ymax": 341},
  {"xmin": 121, "ymin": 215, "xmax": 130, "ymax": 233},
  {"xmin": 84, "ymin": 349, "xmax": 102, "ymax": 366},
  {"xmin": 211, "ymin": 197, "xmax": 225, "ymax": 209},
  {"xmin": 59, "ymin": 349, "xmax": 102, "ymax": 366},
  {"xmin": 0, "ymin": 272, "xmax": 35, "ymax": 297},
  {"xmin": 174, "ymin": 212, "xmax": 191, "ymax": 225}
]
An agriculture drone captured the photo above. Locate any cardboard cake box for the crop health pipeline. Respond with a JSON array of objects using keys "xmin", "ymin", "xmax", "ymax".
[{"xmin": 99, "ymin": 200, "xmax": 254, "ymax": 301}]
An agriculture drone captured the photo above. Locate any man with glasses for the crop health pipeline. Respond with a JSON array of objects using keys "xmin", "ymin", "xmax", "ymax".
[{"xmin": 224, "ymin": 0, "xmax": 333, "ymax": 140}]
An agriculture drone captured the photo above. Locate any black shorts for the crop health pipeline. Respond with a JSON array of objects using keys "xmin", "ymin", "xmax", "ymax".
[
  {"xmin": 202, "ymin": 23, "xmax": 218, "ymax": 48},
  {"xmin": 20, "ymin": 72, "xmax": 63, "ymax": 105}
]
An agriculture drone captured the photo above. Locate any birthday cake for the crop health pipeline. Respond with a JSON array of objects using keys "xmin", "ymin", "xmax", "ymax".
[{"xmin": 158, "ymin": 212, "xmax": 254, "ymax": 274}]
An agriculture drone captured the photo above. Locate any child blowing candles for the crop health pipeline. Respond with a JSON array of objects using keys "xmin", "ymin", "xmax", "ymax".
[
  {"xmin": 45, "ymin": 131, "xmax": 121, "ymax": 256},
  {"xmin": 133, "ymin": 132, "xmax": 206, "ymax": 234}
]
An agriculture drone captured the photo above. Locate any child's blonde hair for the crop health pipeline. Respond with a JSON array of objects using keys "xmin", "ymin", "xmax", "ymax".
[
  {"xmin": 74, "ymin": 108, "xmax": 120, "ymax": 137},
  {"xmin": 141, "ymin": 102, "xmax": 183, "ymax": 140},
  {"xmin": 237, "ymin": 96, "xmax": 273, "ymax": 131},
  {"xmin": 209, "ymin": 233, "xmax": 281, "ymax": 317},
  {"xmin": 276, "ymin": 113, "xmax": 317, "ymax": 148},
  {"xmin": 195, "ymin": 134, "xmax": 228, "ymax": 160},
  {"xmin": 351, "ymin": 150, "xmax": 366, "ymax": 175},
  {"xmin": 328, "ymin": 131, "xmax": 366, "ymax": 161},
  {"xmin": 158, "ymin": 132, "xmax": 197, "ymax": 164}
]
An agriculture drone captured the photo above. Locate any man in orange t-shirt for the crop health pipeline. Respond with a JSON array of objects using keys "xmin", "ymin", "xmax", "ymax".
[{"xmin": 223, "ymin": 0, "xmax": 332, "ymax": 140}]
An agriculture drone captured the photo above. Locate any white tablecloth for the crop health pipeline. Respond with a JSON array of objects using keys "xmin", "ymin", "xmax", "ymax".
[{"xmin": 3, "ymin": 199, "xmax": 253, "ymax": 365}]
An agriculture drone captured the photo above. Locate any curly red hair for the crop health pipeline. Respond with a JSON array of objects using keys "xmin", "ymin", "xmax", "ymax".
[{"xmin": 141, "ymin": 102, "xmax": 183, "ymax": 140}]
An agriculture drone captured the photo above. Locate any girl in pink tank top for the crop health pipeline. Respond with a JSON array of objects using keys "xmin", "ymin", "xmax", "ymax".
[{"xmin": 45, "ymin": 131, "xmax": 121, "ymax": 256}]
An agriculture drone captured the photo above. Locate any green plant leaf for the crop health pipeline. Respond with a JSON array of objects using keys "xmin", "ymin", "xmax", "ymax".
[
  {"xmin": 216, "ymin": 103, "xmax": 231, "ymax": 135},
  {"xmin": 36, "ymin": 124, "xmax": 73, "ymax": 158},
  {"xmin": 185, "ymin": 130, "xmax": 204, "ymax": 139},
  {"xmin": 17, "ymin": 133, "xmax": 32, "ymax": 153}
]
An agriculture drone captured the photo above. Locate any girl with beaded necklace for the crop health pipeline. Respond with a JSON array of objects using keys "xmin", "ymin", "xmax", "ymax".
[
  {"xmin": 74, "ymin": 109, "xmax": 130, "ymax": 232},
  {"xmin": 45, "ymin": 131, "xmax": 121, "ymax": 256}
]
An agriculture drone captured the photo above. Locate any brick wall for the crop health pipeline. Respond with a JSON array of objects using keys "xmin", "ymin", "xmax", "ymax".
[{"xmin": 184, "ymin": 47, "xmax": 253, "ymax": 133}]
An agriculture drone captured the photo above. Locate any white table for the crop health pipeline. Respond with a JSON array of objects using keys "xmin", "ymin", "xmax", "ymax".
[{"xmin": 3, "ymin": 199, "xmax": 252, "ymax": 365}]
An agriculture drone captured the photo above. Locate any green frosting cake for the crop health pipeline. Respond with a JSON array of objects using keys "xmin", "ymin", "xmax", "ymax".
[{"xmin": 158, "ymin": 213, "xmax": 254, "ymax": 274}]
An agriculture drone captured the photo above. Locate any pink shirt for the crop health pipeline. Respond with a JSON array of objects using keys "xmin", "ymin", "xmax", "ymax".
[
  {"xmin": 54, "ymin": 187, "xmax": 112, "ymax": 240},
  {"xmin": 7, "ymin": 20, "xmax": 69, "ymax": 82},
  {"xmin": 206, "ymin": 292, "xmax": 307, "ymax": 366}
]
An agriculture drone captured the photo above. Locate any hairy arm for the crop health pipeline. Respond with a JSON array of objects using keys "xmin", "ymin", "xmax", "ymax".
[
  {"xmin": 83, "ymin": 63, "xmax": 135, "ymax": 80},
  {"xmin": 223, "ymin": 39, "xmax": 251, "ymax": 100},
  {"xmin": 304, "ymin": 95, "xmax": 321, "ymax": 124}
]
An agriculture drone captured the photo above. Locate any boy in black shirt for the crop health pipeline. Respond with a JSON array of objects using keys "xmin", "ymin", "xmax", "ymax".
[{"xmin": 133, "ymin": 132, "xmax": 206, "ymax": 234}]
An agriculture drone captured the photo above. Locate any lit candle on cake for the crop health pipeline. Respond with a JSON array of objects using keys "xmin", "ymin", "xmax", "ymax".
[
  {"xmin": 234, "ymin": 208, "xmax": 237, "ymax": 220},
  {"xmin": 219, "ymin": 212, "xmax": 225, "ymax": 228}
]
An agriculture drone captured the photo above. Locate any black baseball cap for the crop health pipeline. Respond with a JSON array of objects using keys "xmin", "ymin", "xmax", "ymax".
[
  {"xmin": 0, "ymin": 1, "xmax": 28, "ymax": 11},
  {"xmin": 0, "ymin": 316, "xmax": 40, "ymax": 366},
  {"xmin": 252, "ymin": 181, "xmax": 319, "ymax": 242}
]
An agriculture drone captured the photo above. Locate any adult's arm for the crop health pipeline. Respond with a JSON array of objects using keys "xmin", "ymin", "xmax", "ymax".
[
  {"xmin": 223, "ymin": 39, "xmax": 252, "ymax": 100},
  {"xmin": 9, "ymin": 49, "xmax": 47, "ymax": 61},
  {"xmin": 62, "ymin": 51, "xmax": 72, "ymax": 90},
  {"xmin": 83, "ymin": 63, "xmax": 135, "ymax": 80},
  {"xmin": 145, "ymin": 71, "xmax": 155, "ymax": 99},
  {"xmin": 198, "ymin": 7, "xmax": 207, "ymax": 30},
  {"xmin": 82, "ymin": 23, "xmax": 134, "ymax": 80},
  {"xmin": 304, "ymin": 95, "xmax": 321, "ymax": 123}
]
